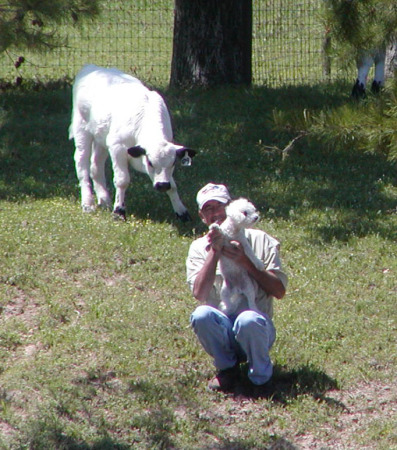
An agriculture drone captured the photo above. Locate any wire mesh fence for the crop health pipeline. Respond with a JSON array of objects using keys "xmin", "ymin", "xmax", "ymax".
[
  {"xmin": 0, "ymin": 0, "xmax": 352, "ymax": 87},
  {"xmin": 253, "ymin": 1, "xmax": 339, "ymax": 85}
]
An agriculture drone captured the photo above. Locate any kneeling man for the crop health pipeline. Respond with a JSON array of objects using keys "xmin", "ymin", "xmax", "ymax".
[{"xmin": 186, "ymin": 183, "xmax": 288, "ymax": 392}]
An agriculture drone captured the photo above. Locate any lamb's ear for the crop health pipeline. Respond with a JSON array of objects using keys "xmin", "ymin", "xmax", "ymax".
[
  {"xmin": 176, "ymin": 148, "xmax": 196, "ymax": 166},
  {"xmin": 127, "ymin": 145, "xmax": 146, "ymax": 158}
]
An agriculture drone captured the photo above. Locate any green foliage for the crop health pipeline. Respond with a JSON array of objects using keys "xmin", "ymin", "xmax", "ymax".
[
  {"xmin": 322, "ymin": 0, "xmax": 397, "ymax": 65},
  {"xmin": 273, "ymin": 79, "xmax": 397, "ymax": 160},
  {"xmin": 0, "ymin": 0, "xmax": 100, "ymax": 53}
]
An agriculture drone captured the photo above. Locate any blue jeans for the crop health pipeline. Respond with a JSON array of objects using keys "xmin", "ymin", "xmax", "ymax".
[{"xmin": 190, "ymin": 305, "xmax": 276, "ymax": 385}]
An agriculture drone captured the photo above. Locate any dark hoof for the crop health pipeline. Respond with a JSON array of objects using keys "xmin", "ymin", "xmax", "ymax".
[
  {"xmin": 351, "ymin": 79, "xmax": 366, "ymax": 99},
  {"xmin": 371, "ymin": 80, "xmax": 382, "ymax": 94},
  {"xmin": 176, "ymin": 211, "xmax": 191, "ymax": 222},
  {"xmin": 82, "ymin": 205, "xmax": 95, "ymax": 213},
  {"xmin": 112, "ymin": 207, "xmax": 126, "ymax": 221}
]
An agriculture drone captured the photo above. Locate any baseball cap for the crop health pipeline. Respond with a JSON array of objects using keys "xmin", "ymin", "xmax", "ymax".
[{"xmin": 196, "ymin": 183, "xmax": 231, "ymax": 210}]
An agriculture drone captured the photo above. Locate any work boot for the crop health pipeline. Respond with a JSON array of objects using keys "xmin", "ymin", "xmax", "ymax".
[{"xmin": 207, "ymin": 364, "xmax": 240, "ymax": 392}]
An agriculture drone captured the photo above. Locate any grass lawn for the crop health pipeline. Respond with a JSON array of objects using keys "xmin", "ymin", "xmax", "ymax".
[{"xmin": 0, "ymin": 80, "xmax": 396, "ymax": 448}]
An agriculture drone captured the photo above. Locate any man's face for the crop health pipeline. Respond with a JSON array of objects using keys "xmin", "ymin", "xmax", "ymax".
[{"xmin": 199, "ymin": 200, "xmax": 227, "ymax": 226}]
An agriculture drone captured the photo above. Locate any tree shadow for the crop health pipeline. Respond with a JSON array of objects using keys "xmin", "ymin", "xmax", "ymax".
[
  {"xmin": 161, "ymin": 81, "xmax": 396, "ymax": 241},
  {"xmin": 197, "ymin": 436, "xmax": 298, "ymax": 450},
  {"xmin": 0, "ymin": 80, "xmax": 395, "ymax": 242},
  {"xmin": 23, "ymin": 414, "xmax": 131, "ymax": 450},
  {"xmin": 0, "ymin": 84, "xmax": 77, "ymax": 202},
  {"xmin": 27, "ymin": 433, "xmax": 130, "ymax": 450}
]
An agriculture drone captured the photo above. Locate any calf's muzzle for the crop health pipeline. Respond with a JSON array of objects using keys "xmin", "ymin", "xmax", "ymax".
[{"xmin": 154, "ymin": 182, "xmax": 171, "ymax": 192}]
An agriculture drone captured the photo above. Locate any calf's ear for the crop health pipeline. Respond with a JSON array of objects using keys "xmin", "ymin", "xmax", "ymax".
[
  {"xmin": 176, "ymin": 148, "xmax": 196, "ymax": 166},
  {"xmin": 176, "ymin": 148, "xmax": 196, "ymax": 159},
  {"xmin": 127, "ymin": 145, "xmax": 146, "ymax": 158}
]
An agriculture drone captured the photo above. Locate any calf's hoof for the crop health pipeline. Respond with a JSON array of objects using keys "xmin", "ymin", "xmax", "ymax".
[
  {"xmin": 97, "ymin": 200, "xmax": 112, "ymax": 210},
  {"xmin": 112, "ymin": 207, "xmax": 126, "ymax": 221},
  {"xmin": 82, "ymin": 204, "xmax": 95, "ymax": 213},
  {"xmin": 176, "ymin": 211, "xmax": 191, "ymax": 222}
]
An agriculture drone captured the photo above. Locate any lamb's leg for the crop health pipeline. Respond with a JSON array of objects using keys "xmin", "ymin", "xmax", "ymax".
[
  {"xmin": 246, "ymin": 282, "xmax": 261, "ymax": 314},
  {"xmin": 219, "ymin": 283, "xmax": 234, "ymax": 315},
  {"xmin": 244, "ymin": 244, "xmax": 265, "ymax": 272}
]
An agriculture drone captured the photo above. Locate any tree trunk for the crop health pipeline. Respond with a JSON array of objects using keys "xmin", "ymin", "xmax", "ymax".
[
  {"xmin": 385, "ymin": 40, "xmax": 397, "ymax": 79},
  {"xmin": 170, "ymin": 0, "xmax": 252, "ymax": 88},
  {"xmin": 322, "ymin": 32, "xmax": 332, "ymax": 80}
]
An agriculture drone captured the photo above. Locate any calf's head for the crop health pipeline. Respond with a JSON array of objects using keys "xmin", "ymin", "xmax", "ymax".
[{"xmin": 128, "ymin": 144, "xmax": 196, "ymax": 191}]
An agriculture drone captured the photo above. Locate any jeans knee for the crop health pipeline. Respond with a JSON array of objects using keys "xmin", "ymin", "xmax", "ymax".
[
  {"xmin": 235, "ymin": 310, "xmax": 260, "ymax": 329},
  {"xmin": 190, "ymin": 305, "xmax": 213, "ymax": 328},
  {"xmin": 234, "ymin": 310, "xmax": 275, "ymax": 342}
]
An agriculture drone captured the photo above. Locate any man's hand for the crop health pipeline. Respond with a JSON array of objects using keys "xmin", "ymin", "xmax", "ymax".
[
  {"xmin": 223, "ymin": 240, "xmax": 286, "ymax": 299},
  {"xmin": 207, "ymin": 225, "xmax": 224, "ymax": 252},
  {"xmin": 222, "ymin": 240, "xmax": 248, "ymax": 266}
]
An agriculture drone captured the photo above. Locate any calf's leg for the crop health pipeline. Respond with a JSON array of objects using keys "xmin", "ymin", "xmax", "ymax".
[
  {"xmin": 109, "ymin": 145, "xmax": 130, "ymax": 219},
  {"xmin": 91, "ymin": 142, "xmax": 112, "ymax": 208},
  {"xmin": 166, "ymin": 178, "xmax": 191, "ymax": 221},
  {"xmin": 73, "ymin": 131, "xmax": 96, "ymax": 212}
]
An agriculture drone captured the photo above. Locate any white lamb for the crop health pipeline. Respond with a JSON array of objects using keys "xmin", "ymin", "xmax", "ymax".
[
  {"xmin": 69, "ymin": 64, "xmax": 196, "ymax": 221},
  {"xmin": 210, "ymin": 198, "xmax": 264, "ymax": 316}
]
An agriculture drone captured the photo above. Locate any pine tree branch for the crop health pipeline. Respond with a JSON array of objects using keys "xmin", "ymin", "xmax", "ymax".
[{"xmin": 263, "ymin": 132, "xmax": 308, "ymax": 161}]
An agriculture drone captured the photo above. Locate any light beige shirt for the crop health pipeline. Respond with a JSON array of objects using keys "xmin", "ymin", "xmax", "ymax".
[{"xmin": 186, "ymin": 228, "xmax": 288, "ymax": 318}]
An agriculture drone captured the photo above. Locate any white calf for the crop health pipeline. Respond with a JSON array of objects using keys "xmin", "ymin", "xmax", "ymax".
[
  {"xmin": 210, "ymin": 198, "xmax": 264, "ymax": 316},
  {"xmin": 69, "ymin": 64, "xmax": 196, "ymax": 221}
]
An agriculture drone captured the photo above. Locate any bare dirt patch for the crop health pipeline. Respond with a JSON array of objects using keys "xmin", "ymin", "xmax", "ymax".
[{"xmin": 297, "ymin": 377, "xmax": 397, "ymax": 449}]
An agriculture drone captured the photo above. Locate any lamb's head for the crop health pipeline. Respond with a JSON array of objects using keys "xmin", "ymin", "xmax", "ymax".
[{"xmin": 225, "ymin": 198, "xmax": 260, "ymax": 230}]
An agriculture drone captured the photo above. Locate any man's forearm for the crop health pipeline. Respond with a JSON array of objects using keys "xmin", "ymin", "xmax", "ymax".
[
  {"xmin": 222, "ymin": 241, "xmax": 286, "ymax": 300},
  {"xmin": 244, "ymin": 258, "xmax": 285, "ymax": 299},
  {"xmin": 193, "ymin": 247, "xmax": 220, "ymax": 302}
]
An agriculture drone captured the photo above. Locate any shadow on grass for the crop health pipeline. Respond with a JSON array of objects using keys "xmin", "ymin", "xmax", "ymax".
[
  {"xmin": 24, "ymin": 415, "xmax": 131, "ymax": 450},
  {"xmin": 233, "ymin": 364, "xmax": 342, "ymax": 406},
  {"xmin": 127, "ymin": 379, "xmax": 299, "ymax": 449},
  {"xmin": 0, "ymin": 80, "xmax": 395, "ymax": 242},
  {"xmin": 59, "ymin": 368, "xmax": 332, "ymax": 449},
  {"xmin": 30, "ymin": 435, "xmax": 130, "ymax": 450}
]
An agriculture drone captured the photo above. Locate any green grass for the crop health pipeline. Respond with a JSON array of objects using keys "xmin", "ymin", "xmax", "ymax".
[{"xmin": 0, "ymin": 79, "xmax": 396, "ymax": 448}]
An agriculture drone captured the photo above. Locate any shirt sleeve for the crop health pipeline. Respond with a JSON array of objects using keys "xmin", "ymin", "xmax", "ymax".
[
  {"xmin": 186, "ymin": 236, "xmax": 224, "ymax": 307},
  {"xmin": 186, "ymin": 236, "xmax": 207, "ymax": 293},
  {"xmin": 186, "ymin": 229, "xmax": 288, "ymax": 314},
  {"xmin": 248, "ymin": 229, "xmax": 288, "ymax": 290}
]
